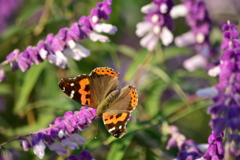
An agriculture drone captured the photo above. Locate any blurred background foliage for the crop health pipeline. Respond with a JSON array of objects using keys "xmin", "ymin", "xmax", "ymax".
[{"xmin": 0, "ymin": 0, "xmax": 240, "ymax": 159}]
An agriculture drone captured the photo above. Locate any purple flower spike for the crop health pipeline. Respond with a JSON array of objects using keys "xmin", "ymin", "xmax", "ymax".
[
  {"xmin": 6, "ymin": 49, "xmax": 20, "ymax": 72},
  {"xmin": 0, "ymin": 0, "xmax": 22, "ymax": 33},
  {"xmin": 79, "ymin": 106, "xmax": 97, "ymax": 124},
  {"xmin": 79, "ymin": 150, "xmax": 95, "ymax": 160},
  {"xmin": 31, "ymin": 134, "xmax": 46, "ymax": 159},
  {"xmin": 0, "ymin": 68, "xmax": 7, "ymax": 82},
  {"xmin": 1, "ymin": 0, "xmax": 116, "ymax": 80},
  {"xmin": 166, "ymin": 125, "xmax": 205, "ymax": 159},
  {"xmin": 171, "ymin": 0, "xmax": 213, "ymax": 72},
  {"xmin": 136, "ymin": 0, "xmax": 174, "ymax": 51},
  {"xmin": 18, "ymin": 107, "xmax": 96, "ymax": 159},
  {"xmin": 199, "ymin": 21, "xmax": 240, "ymax": 159},
  {"xmin": 20, "ymin": 137, "xmax": 31, "ymax": 151},
  {"xmin": 68, "ymin": 150, "xmax": 95, "ymax": 160},
  {"xmin": 26, "ymin": 46, "xmax": 43, "ymax": 65},
  {"xmin": 68, "ymin": 155, "xmax": 78, "ymax": 160}
]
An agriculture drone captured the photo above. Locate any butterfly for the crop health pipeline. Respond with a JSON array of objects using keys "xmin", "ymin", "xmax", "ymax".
[{"xmin": 58, "ymin": 67, "xmax": 138, "ymax": 138}]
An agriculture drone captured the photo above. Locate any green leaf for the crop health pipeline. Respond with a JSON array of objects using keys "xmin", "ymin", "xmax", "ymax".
[
  {"xmin": 106, "ymin": 134, "xmax": 134, "ymax": 160},
  {"xmin": 145, "ymin": 80, "xmax": 167, "ymax": 117},
  {"xmin": 163, "ymin": 46, "xmax": 191, "ymax": 61},
  {"xmin": 17, "ymin": 4, "xmax": 43, "ymax": 23},
  {"xmin": 116, "ymin": 45, "xmax": 137, "ymax": 58},
  {"xmin": 124, "ymin": 49, "xmax": 148, "ymax": 82},
  {"xmin": 0, "ymin": 84, "xmax": 11, "ymax": 95},
  {"xmin": 0, "ymin": 26, "xmax": 25, "ymax": 41},
  {"xmin": 14, "ymin": 62, "xmax": 46, "ymax": 113}
]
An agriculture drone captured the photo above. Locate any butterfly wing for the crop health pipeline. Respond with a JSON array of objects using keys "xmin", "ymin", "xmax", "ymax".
[
  {"xmin": 102, "ymin": 85, "xmax": 138, "ymax": 138},
  {"xmin": 89, "ymin": 67, "xmax": 119, "ymax": 106},
  {"xmin": 58, "ymin": 74, "xmax": 98, "ymax": 108},
  {"xmin": 58, "ymin": 67, "xmax": 119, "ymax": 109}
]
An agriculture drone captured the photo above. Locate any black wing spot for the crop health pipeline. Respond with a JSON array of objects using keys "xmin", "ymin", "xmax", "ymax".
[
  {"xmin": 116, "ymin": 114, "xmax": 122, "ymax": 119},
  {"xmin": 85, "ymin": 100, "xmax": 89, "ymax": 105},
  {"xmin": 86, "ymin": 94, "xmax": 91, "ymax": 99},
  {"xmin": 113, "ymin": 130, "xmax": 122, "ymax": 138},
  {"xmin": 84, "ymin": 84, "xmax": 90, "ymax": 92}
]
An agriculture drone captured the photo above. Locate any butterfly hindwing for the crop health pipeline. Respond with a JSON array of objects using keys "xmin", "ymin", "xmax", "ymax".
[
  {"xmin": 102, "ymin": 85, "xmax": 138, "ymax": 138},
  {"xmin": 102, "ymin": 112, "xmax": 130, "ymax": 138}
]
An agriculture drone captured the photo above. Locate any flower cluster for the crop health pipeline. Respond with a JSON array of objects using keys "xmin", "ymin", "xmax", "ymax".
[
  {"xmin": 197, "ymin": 21, "xmax": 240, "ymax": 160},
  {"xmin": 136, "ymin": 0, "xmax": 174, "ymax": 51},
  {"xmin": 166, "ymin": 126, "xmax": 207, "ymax": 160},
  {"xmin": 171, "ymin": 0, "xmax": 212, "ymax": 71},
  {"xmin": 68, "ymin": 150, "xmax": 95, "ymax": 160},
  {"xmin": 0, "ymin": 0, "xmax": 22, "ymax": 34},
  {"xmin": 0, "ymin": 0, "xmax": 117, "ymax": 82},
  {"xmin": 18, "ymin": 107, "xmax": 97, "ymax": 159}
]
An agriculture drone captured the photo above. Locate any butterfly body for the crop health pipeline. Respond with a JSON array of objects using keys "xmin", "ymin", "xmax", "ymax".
[
  {"xmin": 58, "ymin": 67, "xmax": 138, "ymax": 138},
  {"xmin": 96, "ymin": 89, "xmax": 121, "ymax": 117}
]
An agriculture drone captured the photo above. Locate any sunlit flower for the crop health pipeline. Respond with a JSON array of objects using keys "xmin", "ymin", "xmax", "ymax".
[
  {"xmin": 136, "ymin": 0, "xmax": 174, "ymax": 51},
  {"xmin": 199, "ymin": 21, "xmax": 240, "ymax": 159},
  {"xmin": 171, "ymin": 0, "xmax": 213, "ymax": 71},
  {"xmin": 0, "ymin": 0, "xmax": 116, "ymax": 81},
  {"xmin": 17, "ymin": 107, "xmax": 96, "ymax": 159},
  {"xmin": 166, "ymin": 125, "xmax": 207, "ymax": 160},
  {"xmin": 68, "ymin": 150, "xmax": 95, "ymax": 160}
]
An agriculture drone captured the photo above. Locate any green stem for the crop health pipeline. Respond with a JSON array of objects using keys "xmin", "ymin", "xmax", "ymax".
[{"xmin": 148, "ymin": 66, "xmax": 189, "ymax": 104}]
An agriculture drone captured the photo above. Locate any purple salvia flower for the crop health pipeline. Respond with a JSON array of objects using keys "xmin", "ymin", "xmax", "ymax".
[
  {"xmin": 136, "ymin": 0, "xmax": 174, "ymax": 51},
  {"xmin": 166, "ymin": 126, "xmax": 208, "ymax": 160},
  {"xmin": 68, "ymin": 149, "xmax": 95, "ymax": 160},
  {"xmin": 197, "ymin": 21, "xmax": 240, "ymax": 159},
  {"xmin": 0, "ymin": 0, "xmax": 22, "ymax": 33},
  {"xmin": 0, "ymin": 68, "xmax": 6, "ymax": 82},
  {"xmin": 1, "ymin": 0, "xmax": 116, "ymax": 80},
  {"xmin": 44, "ymin": 133, "xmax": 67, "ymax": 155},
  {"xmin": 31, "ymin": 133, "xmax": 46, "ymax": 159},
  {"xmin": 171, "ymin": 0, "xmax": 213, "ymax": 72},
  {"xmin": 6, "ymin": 49, "xmax": 20, "ymax": 72},
  {"xmin": 202, "ymin": 132, "xmax": 224, "ymax": 160},
  {"xmin": 20, "ymin": 137, "xmax": 31, "ymax": 151},
  {"xmin": 17, "ymin": 107, "xmax": 96, "ymax": 159}
]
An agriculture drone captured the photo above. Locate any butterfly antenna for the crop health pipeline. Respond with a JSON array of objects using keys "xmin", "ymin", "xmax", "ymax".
[{"xmin": 95, "ymin": 118, "xmax": 99, "ymax": 139}]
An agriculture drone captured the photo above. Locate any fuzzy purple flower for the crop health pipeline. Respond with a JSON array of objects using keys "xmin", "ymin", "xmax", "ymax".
[
  {"xmin": 136, "ymin": 0, "xmax": 174, "ymax": 51},
  {"xmin": 0, "ymin": 0, "xmax": 117, "ymax": 82},
  {"xmin": 202, "ymin": 132, "xmax": 224, "ymax": 160},
  {"xmin": 0, "ymin": 0, "xmax": 22, "ymax": 34},
  {"xmin": 68, "ymin": 150, "xmax": 95, "ymax": 160},
  {"xmin": 0, "ymin": 68, "xmax": 6, "ymax": 82},
  {"xmin": 166, "ymin": 126, "xmax": 208, "ymax": 160},
  {"xmin": 197, "ymin": 21, "xmax": 240, "ymax": 159},
  {"xmin": 171, "ymin": 0, "xmax": 212, "ymax": 71},
  {"xmin": 17, "ymin": 107, "xmax": 97, "ymax": 159}
]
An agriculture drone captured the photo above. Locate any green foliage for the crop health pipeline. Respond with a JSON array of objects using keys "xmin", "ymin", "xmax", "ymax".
[{"xmin": 0, "ymin": 0, "xmax": 222, "ymax": 160}]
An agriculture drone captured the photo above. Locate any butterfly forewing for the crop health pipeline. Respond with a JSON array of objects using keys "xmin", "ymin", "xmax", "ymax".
[
  {"xmin": 89, "ymin": 67, "xmax": 119, "ymax": 105},
  {"xmin": 58, "ymin": 74, "xmax": 97, "ymax": 108}
]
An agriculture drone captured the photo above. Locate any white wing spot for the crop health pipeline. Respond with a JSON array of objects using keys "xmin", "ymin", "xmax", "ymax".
[
  {"xmin": 119, "ymin": 125, "xmax": 122, "ymax": 129},
  {"xmin": 70, "ymin": 90, "xmax": 75, "ymax": 98},
  {"xmin": 70, "ymin": 83, "xmax": 74, "ymax": 86},
  {"xmin": 63, "ymin": 87, "xmax": 65, "ymax": 91},
  {"xmin": 108, "ymin": 127, "xmax": 116, "ymax": 132}
]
